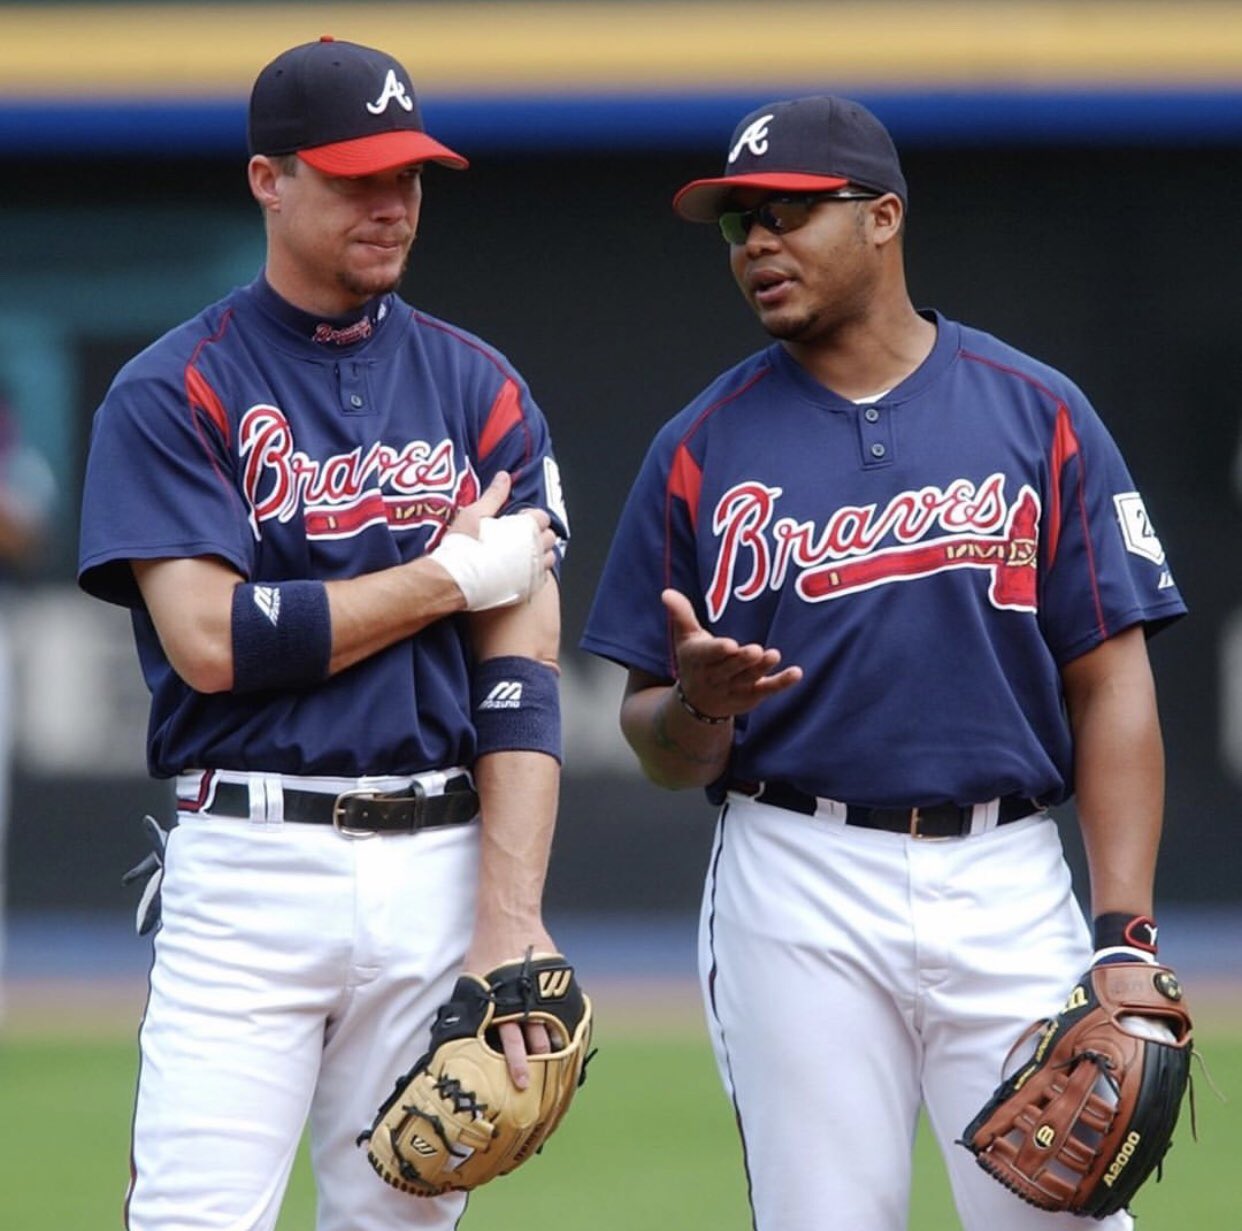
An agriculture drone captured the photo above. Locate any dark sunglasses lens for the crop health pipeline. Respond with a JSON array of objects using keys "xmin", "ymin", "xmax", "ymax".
[
  {"xmin": 763, "ymin": 199, "xmax": 814, "ymax": 233},
  {"xmin": 719, "ymin": 212, "xmax": 749, "ymax": 244},
  {"xmin": 720, "ymin": 197, "xmax": 824, "ymax": 243}
]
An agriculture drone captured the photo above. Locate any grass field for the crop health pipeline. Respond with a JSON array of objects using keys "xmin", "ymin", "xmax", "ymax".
[{"xmin": 1, "ymin": 985, "xmax": 1236, "ymax": 1230}]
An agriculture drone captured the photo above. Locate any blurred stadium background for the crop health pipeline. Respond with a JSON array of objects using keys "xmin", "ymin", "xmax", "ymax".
[{"xmin": 0, "ymin": 0, "xmax": 1239, "ymax": 1020}]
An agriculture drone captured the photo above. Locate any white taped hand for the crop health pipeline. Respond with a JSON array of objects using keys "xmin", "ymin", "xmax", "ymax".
[{"xmin": 430, "ymin": 512, "xmax": 548, "ymax": 611}]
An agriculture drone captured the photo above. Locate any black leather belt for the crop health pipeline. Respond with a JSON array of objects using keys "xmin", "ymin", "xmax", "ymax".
[
  {"xmin": 203, "ymin": 774, "xmax": 479, "ymax": 835},
  {"xmin": 732, "ymin": 780, "xmax": 1040, "ymax": 838}
]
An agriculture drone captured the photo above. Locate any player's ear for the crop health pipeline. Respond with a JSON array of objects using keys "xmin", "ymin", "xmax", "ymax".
[
  {"xmin": 248, "ymin": 155, "xmax": 283, "ymax": 213},
  {"xmin": 867, "ymin": 194, "xmax": 905, "ymax": 247}
]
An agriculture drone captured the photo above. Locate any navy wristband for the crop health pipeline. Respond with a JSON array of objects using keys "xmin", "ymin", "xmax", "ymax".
[
  {"xmin": 231, "ymin": 580, "xmax": 332, "ymax": 693},
  {"xmin": 472, "ymin": 655, "xmax": 562, "ymax": 763}
]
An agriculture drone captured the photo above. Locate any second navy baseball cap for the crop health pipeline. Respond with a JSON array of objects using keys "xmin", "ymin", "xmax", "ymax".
[
  {"xmin": 673, "ymin": 95, "xmax": 905, "ymax": 221},
  {"xmin": 248, "ymin": 36, "xmax": 468, "ymax": 176}
]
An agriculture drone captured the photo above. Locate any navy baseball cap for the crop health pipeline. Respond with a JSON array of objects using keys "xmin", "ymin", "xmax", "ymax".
[
  {"xmin": 248, "ymin": 36, "xmax": 468, "ymax": 176},
  {"xmin": 673, "ymin": 95, "xmax": 905, "ymax": 221}
]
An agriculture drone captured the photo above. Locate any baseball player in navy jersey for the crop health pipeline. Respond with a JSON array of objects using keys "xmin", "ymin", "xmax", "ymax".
[
  {"xmin": 581, "ymin": 96, "xmax": 1186, "ymax": 1230},
  {"xmin": 78, "ymin": 38, "xmax": 570, "ymax": 1231}
]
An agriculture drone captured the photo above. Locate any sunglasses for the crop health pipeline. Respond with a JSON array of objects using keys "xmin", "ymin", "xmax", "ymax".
[{"xmin": 718, "ymin": 189, "xmax": 882, "ymax": 245}]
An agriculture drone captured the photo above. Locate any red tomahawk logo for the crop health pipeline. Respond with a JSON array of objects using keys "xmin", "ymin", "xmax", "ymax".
[{"xmin": 797, "ymin": 487, "xmax": 1039, "ymax": 610}]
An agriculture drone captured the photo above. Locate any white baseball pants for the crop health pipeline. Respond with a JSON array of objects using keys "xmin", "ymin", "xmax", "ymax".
[
  {"xmin": 126, "ymin": 804, "xmax": 480, "ymax": 1231},
  {"xmin": 699, "ymin": 795, "xmax": 1135, "ymax": 1231}
]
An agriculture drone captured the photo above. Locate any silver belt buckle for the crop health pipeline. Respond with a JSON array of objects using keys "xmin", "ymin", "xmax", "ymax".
[{"xmin": 332, "ymin": 787, "xmax": 383, "ymax": 839}]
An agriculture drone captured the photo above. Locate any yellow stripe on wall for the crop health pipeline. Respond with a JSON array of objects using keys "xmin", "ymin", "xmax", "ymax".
[{"xmin": 1, "ymin": 1, "xmax": 1241, "ymax": 97}]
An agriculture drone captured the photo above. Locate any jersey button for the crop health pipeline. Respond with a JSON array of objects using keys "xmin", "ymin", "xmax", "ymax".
[
  {"xmin": 350, "ymin": 394, "xmax": 364, "ymax": 409},
  {"xmin": 864, "ymin": 407, "xmax": 881, "ymax": 423},
  {"xmin": 870, "ymin": 442, "xmax": 887, "ymax": 458}
]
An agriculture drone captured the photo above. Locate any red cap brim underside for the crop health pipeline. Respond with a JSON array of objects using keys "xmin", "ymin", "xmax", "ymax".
[
  {"xmin": 299, "ymin": 130, "xmax": 469, "ymax": 176},
  {"xmin": 673, "ymin": 172, "xmax": 851, "ymax": 221}
]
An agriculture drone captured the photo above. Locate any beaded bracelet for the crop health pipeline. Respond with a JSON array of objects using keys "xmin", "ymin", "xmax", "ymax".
[{"xmin": 673, "ymin": 680, "xmax": 731, "ymax": 725}]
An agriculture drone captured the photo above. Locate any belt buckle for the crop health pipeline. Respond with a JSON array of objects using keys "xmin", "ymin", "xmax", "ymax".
[
  {"xmin": 908, "ymin": 805, "xmax": 953, "ymax": 841},
  {"xmin": 331, "ymin": 787, "xmax": 384, "ymax": 839}
]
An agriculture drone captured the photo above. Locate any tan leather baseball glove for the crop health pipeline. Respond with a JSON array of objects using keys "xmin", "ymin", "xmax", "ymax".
[
  {"xmin": 961, "ymin": 961, "xmax": 1193, "ymax": 1218},
  {"xmin": 359, "ymin": 951, "xmax": 592, "ymax": 1196}
]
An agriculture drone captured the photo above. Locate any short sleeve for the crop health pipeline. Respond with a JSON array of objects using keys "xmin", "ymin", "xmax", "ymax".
[
  {"xmin": 472, "ymin": 366, "xmax": 570, "ymax": 552},
  {"xmin": 1039, "ymin": 394, "xmax": 1186, "ymax": 662},
  {"xmin": 580, "ymin": 427, "xmax": 701, "ymax": 679},
  {"xmin": 78, "ymin": 371, "xmax": 253, "ymax": 607}
]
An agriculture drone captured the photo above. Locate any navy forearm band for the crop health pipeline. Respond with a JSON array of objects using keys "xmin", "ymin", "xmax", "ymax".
[
  {"xmin": 231, "ymin": 580, "xmax": 332, "ymax": 693},
  {"xmin": 471, "ymin": 655, "xmax": 562, "ymax": 763}
]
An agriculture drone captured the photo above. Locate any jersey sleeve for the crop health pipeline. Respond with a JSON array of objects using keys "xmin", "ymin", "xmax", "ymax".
[
  {"xmin": 77, "ymin": 368, "xmax": 253, "ymax": 608},
  {"xmin": 471, "ymin": 362, "xmax": 570, "ymax": 557},
  {"xmin": 1039, "ymin": 391, "xmax": 1186, "ymax": 663},
  {"xmin": 580, "ymin": 425, "xmax": 702, "ymax": 679}
]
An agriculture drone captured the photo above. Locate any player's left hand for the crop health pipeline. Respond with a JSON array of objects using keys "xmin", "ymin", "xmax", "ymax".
[
  {"xmin": 962, "ymin": 960, "xmax": 1193, "ymax": 1216},
  {"xmin": 466, "ymin": 927, "xmax": 557, "ymax": 1088},
  {"xmin": 430, "ymin": 472, "xmax": 558, "ymax": 611},
  {"xmin": 359, "ymin": 951, "xmax": 593, "ymax": 1196},
  {"xmin": 663, "ymin": 588, "xmax": 802, "ymax": 719}
]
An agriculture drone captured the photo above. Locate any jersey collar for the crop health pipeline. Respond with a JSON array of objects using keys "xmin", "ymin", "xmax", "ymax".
[
  {"xmin": 248, "ymin": 275, "xmax": 393, "ymax": 353},
  {"xmin": 773, "ymin": 310, "xmax": 960, "ymax": 409}
]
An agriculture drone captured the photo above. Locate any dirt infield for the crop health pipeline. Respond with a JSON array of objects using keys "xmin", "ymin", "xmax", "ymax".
[
  {"xmin": 0, "ymin": 972, "xmax": 714, "ymax": 1041},
  {"xmin": 4, "ymin": 972, "xmax": 1239, "ymax": 1042}
]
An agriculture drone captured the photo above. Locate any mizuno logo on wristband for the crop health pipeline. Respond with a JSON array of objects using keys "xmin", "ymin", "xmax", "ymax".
[
  {"xmin": 478, "ymin": 681, "xmax": 522, "ymax": 710},
  {"xmin": 253, "ymin": 585, "xmax": 281, "ymax": 626}
]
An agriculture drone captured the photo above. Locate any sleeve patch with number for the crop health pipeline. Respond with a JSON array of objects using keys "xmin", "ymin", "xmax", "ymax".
[{"xmin": 1113, "ymin": 492, "xmax": 1166, "ymax": 565}]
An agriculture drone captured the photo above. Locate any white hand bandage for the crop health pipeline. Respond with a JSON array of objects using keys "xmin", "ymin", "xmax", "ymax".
[{"xmin": 430, "ymin": 513, "xmax": 548, "ymax": 611}]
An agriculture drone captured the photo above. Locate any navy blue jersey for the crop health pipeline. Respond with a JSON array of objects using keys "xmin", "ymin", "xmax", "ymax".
[
  {"xmin": 79, "ymin": 276, "xmax": 568, "ymax": 778},
  {"xmin": 581, "ymin": 312, "xmax": 1184, "ymax": 809}
]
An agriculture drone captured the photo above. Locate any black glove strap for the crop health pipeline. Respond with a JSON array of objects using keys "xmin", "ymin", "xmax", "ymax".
[{"xmin": 1092, "ymin": 911, "xmax": 1158, "ymax": 956}]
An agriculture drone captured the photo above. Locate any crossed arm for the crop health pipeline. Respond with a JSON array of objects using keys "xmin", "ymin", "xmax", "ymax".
[{"xmin": 132, "ymin": 471, "xmax": 555, "ymax": 690}]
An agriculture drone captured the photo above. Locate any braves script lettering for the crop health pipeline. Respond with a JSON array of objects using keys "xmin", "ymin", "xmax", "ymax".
[
  {"xmin": 313, "ymin": 318, "xmax": 373, "ymax": 346},
  {"xmin": 239, "ymin": 404, "xmax": 475, "ymax": 541},
  {"xmin": 706, "ymin": 473, "xmax": 1039, "ymax": 620}
]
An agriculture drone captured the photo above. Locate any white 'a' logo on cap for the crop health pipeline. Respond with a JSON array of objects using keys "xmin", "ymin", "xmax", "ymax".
[
  {"xmin": 728, "ymin": 114, "xmax": 774, "ymax": 164},
  {"xmin": 366, "ymin": 69, "xmax": 415, "ymax": 115}
]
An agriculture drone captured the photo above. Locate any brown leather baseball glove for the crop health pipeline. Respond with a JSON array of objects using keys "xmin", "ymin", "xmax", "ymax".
[
  {"xmin": 359, "ymin": 952, "xmax": 592, "ymax": 1196},
  {"xmin": 961, "ymin": 961, "xmax": 1193, "ymax": 1218}
]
